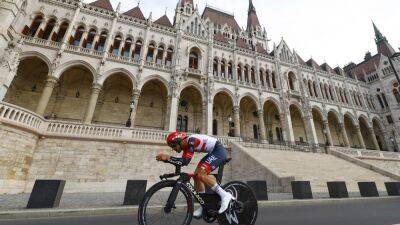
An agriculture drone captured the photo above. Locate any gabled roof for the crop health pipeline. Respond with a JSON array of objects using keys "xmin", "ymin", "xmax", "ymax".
[
  {"xmin": 123, "ymin": 6, "xmax": 145, "ymax": 20},
  {"xmin": 295, "ymin": 53, "xmax": 306, "ymax": 65},
  {"xmin": 88, "ymin": 0, "xmax": 114, "ymax": 11},
  {"xmin": 202, "ymin": 6, "xmax": 240, "ymax": 32},
  {"xmin": 346, "ymin": 54, "xmax": 381, "ymax": 81},
  {"xmin": 214, "ymin": 34, "xmax": 227, "ymax": 43},
  {"xmin": 306, "ymin": 58, "xmax": 321, "ymax": 70},
  {"xmin": 256, "ymin": 43, "xmax": 267, "ymax": 54},
  {"xmin": 334, "ymin": 67, "xmax": 344, "ymax": 76},
  {"xmin": 154, "ymin": 15, "xmax": 173, "ymax": 27},
  {"xmin": 320, "ymin": 63, "xmax": 335, "ymax": 74},
  {"xmin": 236, "ymin": 38, "xmax": 250, "ymax": 49}
]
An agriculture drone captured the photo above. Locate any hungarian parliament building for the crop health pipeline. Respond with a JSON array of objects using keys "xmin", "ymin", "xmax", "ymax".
[{"xmin": 1, "ymin": 0, "xmax": 400, "ymax": 153}]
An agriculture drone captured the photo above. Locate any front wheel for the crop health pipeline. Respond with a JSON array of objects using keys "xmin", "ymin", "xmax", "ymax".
[
  {"xmin": 138, "ymin": 180, "xmax": 194, "ymax": 225},
  {"xmin": 217, "ymin": 181, "xmax": 258, "ymax": 225}
]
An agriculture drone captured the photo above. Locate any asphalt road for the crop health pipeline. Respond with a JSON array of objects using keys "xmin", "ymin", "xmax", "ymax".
[{"xmin": 1, "ymin": 198, "xmax": 399, "ymax": 225}]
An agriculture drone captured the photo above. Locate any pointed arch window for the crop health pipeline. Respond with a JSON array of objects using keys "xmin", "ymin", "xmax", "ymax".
[
  {"xmin": 133, "ymin": 40, "xmax": 143, "ymax": 61},
  {"xmin": 28, "ymin": 15, "xmax": 44, "ymax": 37},
  {"xmin": 156, "ymin": 45, "xmax": 165, "ymax": 65},
  {"xmin": 122, "ymin": 38, "xmax": 132, "ymax": 57},
  {"xmin": 111, "ymin": 35, "xmax": 122, "ymax": 55},
  {"xmin": 84, "ymin": 29, "xmax": 97, "ymax": 49},
  {"xmin": 95, "ymin": 31, "xmax": 107, "ymax": 52},
  {"xmin": 165, "ymin": 48, "xmax": 173, "ymax": 66},
  {"xmin": 146, "ymin": 43, "xmax": 156, "ymax": 62},
  {"xmin": 259, "ymin": 70, "xmax": 264, "ymax": 86},
  {"xmin": 189, "ymin": 51, "xmax": 199, "ymax": 69},
  {"xmin": 228, "ymin": 62, "xmax": 233, "ymax": 79},
  {"xmin": 42, "ymin": 18, "xmax": 56, "ymax": 40},
  {"xmin": 237, "ymin": 65, "xmax": 242, "ymax": 81},
  {"xmin": 377, "ymin": 94, "xmax": 385, "ymax": 109},
  {"xmin": 221, "ymin": 60, "xmax": 226, "ymax": 78},
  {"xmin": 213, "ymin": 59, "xmax": 218, "ymax": 76},
  {"xmin": 71, "ymin": 26, "xmax": 85, "ymax": 46},
  {"xmin": 55, "ymin": 22, "xmax": 69, "ymax": 42}
]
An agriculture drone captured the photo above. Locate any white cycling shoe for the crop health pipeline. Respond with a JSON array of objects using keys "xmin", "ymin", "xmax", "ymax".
[
  {"xmin": 218, "ymin": 193, "xmax": 235, "ymax": 214},
  {"xmin": 193, "ymin": 207, "xmax": 203, "ymax": 219}
]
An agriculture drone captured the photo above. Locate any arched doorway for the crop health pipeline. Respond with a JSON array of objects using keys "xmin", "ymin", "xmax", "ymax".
[
  {"xmin": 263, "ymin": 100, "xmax": 282, "ymax": 143},
  {"xmin": 312, "ymin": 108, "xmax": 325, "ymax": 145},
  {"xmin": 93, "ymin": 73, "xmax": 133, "ymax": 125},
  {"xmin": 327, "ymin": 111, "xmax": 343, "ymax": 146},
  {"xmin": 178, "ymin": 86, "xmax": 203, "ymax": 133},
  {"xmin": 239, "ymin": 96, "xmax": 258, "ymax": 140},
  {"xmin": 135, "ymin": 79, "xmax": 168, "ymax": 130},
  {"xmin": 359, "ymin": 117, "xmax": 374, "ymax": 150},
  {"xmin": 46, "ymin": 65, "xmax": 93, "ymax": 121},
  {"xmin": 4, "ymin": 57, "xmax": 49, "ymax": 111},
  {"xmin": 213, "ymin": 92, "xmax": 234, "ymax": 137},
  {"xmin": 289, "ymin": 104, "xmax": 308, "ymax": 144},
  {"xmin": 344, "ymin": 114, "xmax": 360, "ymax": 148},
  {"xmin": 373, "ymin": 119, "xmax": 387, "ymax": 151}
]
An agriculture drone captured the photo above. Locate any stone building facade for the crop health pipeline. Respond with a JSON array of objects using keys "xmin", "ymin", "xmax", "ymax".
[{"xmin": 0, "ymin": 0, "xmax": 400, "ymax": 153}]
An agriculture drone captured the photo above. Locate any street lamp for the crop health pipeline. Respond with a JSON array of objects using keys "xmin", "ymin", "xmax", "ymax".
[
  {"xmin": 390, "ymin": 137, "xmax": 398, "ymax": 152},
  {"xmin": 126, "ymin": 100, "xmax": 135, "ymax": 127},
  {"xmin": 228, "ymin": 116, "xmax": 233, "ymax": 137}
]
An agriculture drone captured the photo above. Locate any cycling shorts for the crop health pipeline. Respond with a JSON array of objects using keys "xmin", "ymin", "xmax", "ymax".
[{"xmin": 196, "ymin": 141, "xmax": 227, "ymax": 174}]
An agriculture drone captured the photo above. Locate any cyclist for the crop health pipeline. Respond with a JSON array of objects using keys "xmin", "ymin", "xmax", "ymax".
[{"xmin": 156, "ymin": 132, "xmax": 234, "ymax": 219}]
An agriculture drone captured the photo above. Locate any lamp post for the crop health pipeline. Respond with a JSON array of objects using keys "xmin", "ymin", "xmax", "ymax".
[
  {"xmin": 126, "ymin": 100, "xmax": 135, "ymax": 127},
  {"xmin": 323, "ymin": 128, "xmax": 329, "ymax": 153},
  {"xmin": 228, "ymin": 116, "xmax": 233, "ymax": 137},
  {"xmin": 390, "ymin": 137, "xmax": 398, "ymax": 152}
]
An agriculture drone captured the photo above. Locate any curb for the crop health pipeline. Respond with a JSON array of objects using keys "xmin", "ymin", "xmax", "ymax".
[{"xmin": 0, "ymin": 197, "xmax": 399, "ymax": 220}]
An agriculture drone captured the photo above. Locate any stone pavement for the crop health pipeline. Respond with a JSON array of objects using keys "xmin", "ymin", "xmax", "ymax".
[{"xmin": 0, "ymin": 191, "xmax": 390, "ymax": 211}]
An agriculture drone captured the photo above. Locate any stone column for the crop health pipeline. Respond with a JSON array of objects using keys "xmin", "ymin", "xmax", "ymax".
[
  {"xmin": 268, "ymin": 74, "xmax": 273, "ymax": 88},
  {"xmin": 340, "ymin": 123, "xmax": 350, "ymax": 147},
  {"xmin": 282, "ymin": 112, "xmax": 295, "ymax": 144},
  {"xmin": 83, "ymin": 84, "xmax": 102, "ymax": 124},
  {"xmin": 217, "ymin": 60, "xmax": 221, "ymax": 77},
  {"xmin": 79, "ymin": 31, "xmax": 88, "ymax": 47},
  {"xmin": 369, "ymin": 127, "xmax": 380, "ymax": 150},
  {"xmin": 241, "ymin": 68, "xmax": 244, "ymax": 82},
  {"xmin": 49, "ymin": 22, "xmax": 60, "ymax": 41},
  {"xmin": 206, "ymin": 100, "xmax": 213, "ymax": 135},
  {"xmin": 35, "ymin": 77, "xmax": 58, "ymax": 116},
  {"xmin": 91, "ymin": 34, "xmax": 100, "ymax": 50},
  {"xmin": 34, "ymin": 18, "xmax": 47, "ymax": 37},
  {"xmin": 168, "ymin": 95, "xmax": 179, "ymax": 132},
  {"xmin": 129, "ymin": 89, "xmax": 141, "ymax": 127},
  {"xmin": 258, "ymin": 110, "xmax": 267, "ymax": 141},
  {"xmin": 304, "ymin": 115, "xmax": 319, "ymax": 150},
  {"xmin": 233, "ymin": 106, "xmax": 241, "ymax": 137},
  {"xmin": 354, "ymin": 125, "xmax": 366, "ymax": 149},
  {"xmin": 323, "ymin": 120, "xmax": 333, "ymax": 146}
]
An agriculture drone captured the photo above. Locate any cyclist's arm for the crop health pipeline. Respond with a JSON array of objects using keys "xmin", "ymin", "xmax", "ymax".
[{"xmin": 167, "ymin": 137, "xmax": 199, "ymax": 166}]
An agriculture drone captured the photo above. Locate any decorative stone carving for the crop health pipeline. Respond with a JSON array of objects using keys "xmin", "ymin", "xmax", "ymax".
[{"xmin": 1, "ymin": 39, "xmax": 23, "ymax": 74}]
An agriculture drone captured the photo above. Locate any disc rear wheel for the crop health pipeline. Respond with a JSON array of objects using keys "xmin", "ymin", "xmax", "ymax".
[{"xmin": 217, "ymin": 181, "xmax": 258, "ymax": 225}]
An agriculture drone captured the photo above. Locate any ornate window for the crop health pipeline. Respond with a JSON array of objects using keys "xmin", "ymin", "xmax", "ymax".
[
  {"xmin": 42, "ymin": 18, "xmax": 56, "ymax": 40},
  {"xmin": 95, "ymin": 31, "xmax": 107, "ymax": 52},
  {"xmin": 156, "ymin": 45, "xmax": 164, "ymax": 65},
  {"xmin": 133, "ymin": 40, "xmax": 143, "ymax": 61},
  {"xmin": 213, "ymin": 59, "xmax": 218, "ymax": 76},
  {"xmin": 71, "ymin": 26, "xmax": 85, "ymax": 46},
  {"xmin": 146, "ymin": 43, "xmax": 155, "ymax": 62},
  {"xmin": 189, "ymin": 50, "xmax": 199, "ymax": 69},
  {"xmin": 165, "ymin": 48, "xmax": 173, "ymax": 66},
  {"xmin": 122, "ymin": 38, "xmax": 132, "ymax": 57},
  {"xmin": 84, "ymin": 29, "xmax": 97, "ymax": 49},
  {"xmin": 27, "ymin": 15, "xmax": 43, "ymax": 37},
  {"xmin": 55, "ymin": 22, "xmax": 69, "ymax": 42},
  {"xmin": 228, "ymin": 62, "xmax": 233, "ymax": 79}
]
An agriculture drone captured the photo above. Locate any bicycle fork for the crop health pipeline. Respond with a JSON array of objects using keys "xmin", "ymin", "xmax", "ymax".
[{"xmin": 164, "ymin": 181, "xmax": 184, "ymax": 213}]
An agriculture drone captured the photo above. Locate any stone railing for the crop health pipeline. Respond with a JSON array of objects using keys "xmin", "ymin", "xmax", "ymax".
[
  {"xmin": 0, "ymin": 102, "xmax": 237, "ymax": 146},
  {"xmin": 331, "ymin": 146, "xmax": 400, "ymax": 161},
  {"xmin": 188, "ymin": 68, "xmax": 202, "ymax": 76},
  {"xmin": 22, "ymin": 36, "xmax": 62, "ymax": 49}
]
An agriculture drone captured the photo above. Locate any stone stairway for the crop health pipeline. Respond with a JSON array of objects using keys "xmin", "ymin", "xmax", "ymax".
[{"xmin": 232, "ymin": 142, "xmax": 394, "ymax": 192}]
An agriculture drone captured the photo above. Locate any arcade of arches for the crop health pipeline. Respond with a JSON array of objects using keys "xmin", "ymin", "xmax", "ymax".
[{"xmin": 3, "ymin": 56, "xmax": 389, "ymax": 151}]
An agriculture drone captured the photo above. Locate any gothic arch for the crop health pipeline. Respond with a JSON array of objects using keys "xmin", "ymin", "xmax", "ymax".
[
  {"xmin": 20, "ymin": 51, "xmax": 52, "ymax": 74},
  {"xmin": 178, "ymin": 81, "xmax": 205, "ymax": 100},
  {"xmin": 343, "ymin": 112, "xmax": 357, "ymax": 126},
  {"xmin": 100, "ymin": 68, "xmax": 137, "ymax": 88},
  {"xmin": 358, "ymin": 114, "xmax": 371, "ymax": 128},
  {"xmin": 55, "ymin": 60, "xmax": 97, "ymax": 82},
  {"xmin": 212, "ymin": 88, "xmax": 235, "ymax": 103},
  {"xmin": 311, "ymin": 105, "xmax": 325, "ymax": 119},
  {"xmin": 327, "ymin": 109, "xmax": 341, "ymax": 123},
  {"xmin": 138, "ymin": 75, "xmax": 169, "ymax": 95},
  {"xmin": 238, "ymin": 92, "xmax": 260, "ymax": 109},
  {"xmin": 262, "ymin": 97, "xmax": 281, "ymax": 113}
]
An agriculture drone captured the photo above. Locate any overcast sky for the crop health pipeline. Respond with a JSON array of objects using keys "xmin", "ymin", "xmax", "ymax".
[{"xmin": 84, "ymin": 0, "xmax": 399, "ymax": 67}]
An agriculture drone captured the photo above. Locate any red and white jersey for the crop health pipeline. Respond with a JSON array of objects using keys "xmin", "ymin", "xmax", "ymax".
[{"xmin": 187, "ymin": 134, "xmax": 218, "ymax": 153}]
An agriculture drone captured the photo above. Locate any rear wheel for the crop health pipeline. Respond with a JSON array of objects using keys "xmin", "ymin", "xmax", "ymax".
[
  {"xmin": 217, "ymin": 181, "xmax": 258, "ymax": 225},
  {"xmin": 138, "ymin": 180, "xmax": 194, "ymax": 225}
]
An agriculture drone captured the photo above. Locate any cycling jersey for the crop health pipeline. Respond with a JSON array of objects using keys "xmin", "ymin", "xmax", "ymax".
[{"xmin": 167, "ymin": 134, "xmax": 225, "ymax": 174}]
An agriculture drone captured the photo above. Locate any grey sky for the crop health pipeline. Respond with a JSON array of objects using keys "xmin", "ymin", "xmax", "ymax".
[{"xmin": 84, "ymin": 0, "xmax": 399, "ymax": 67}]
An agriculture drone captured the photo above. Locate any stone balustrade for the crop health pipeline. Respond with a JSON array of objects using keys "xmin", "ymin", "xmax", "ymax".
[
  {"xmin": 331, "ymin": 146, "xmax": 400, "ymax": 160},
  {"xmin": 0, "ymin": 101, "xmax": 237, "ymax": 146},
  {"xmin": 22, "ymin": 36, "xmax": 62, "ymax": 49}
]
